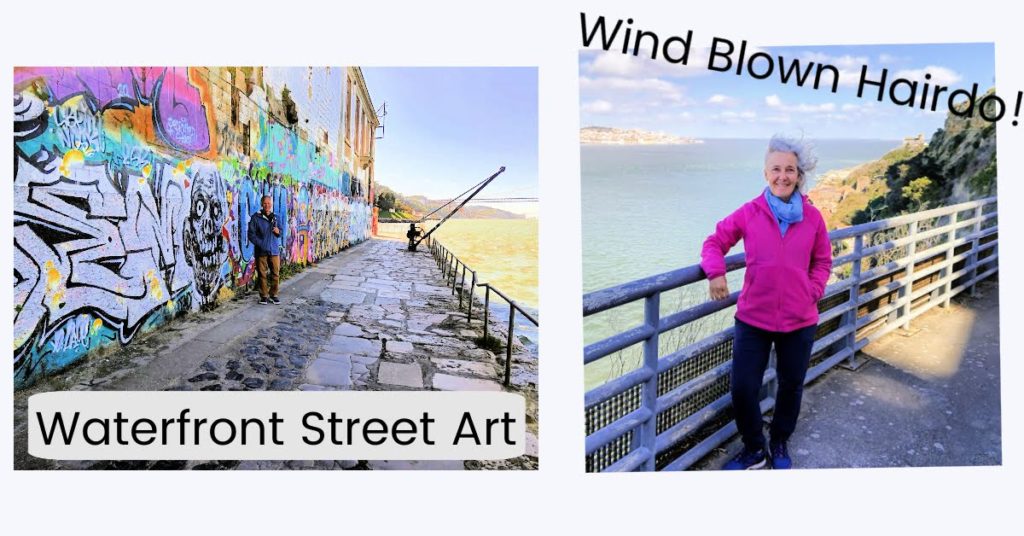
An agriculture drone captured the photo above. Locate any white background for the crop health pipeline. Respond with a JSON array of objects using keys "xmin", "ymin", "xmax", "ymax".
[{"xmin": 2, "ymin": 0, "xmax": 1020, "ymax": 533}]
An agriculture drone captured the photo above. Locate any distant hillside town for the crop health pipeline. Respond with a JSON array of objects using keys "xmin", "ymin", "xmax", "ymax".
[{"xmin": 580, "ymin": 126, "xmax": 703, "ymax": 145}]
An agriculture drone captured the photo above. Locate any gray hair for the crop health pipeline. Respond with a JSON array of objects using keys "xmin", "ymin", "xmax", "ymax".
[{"xmin": 765, "ymin": 134, "xmax": 818, "ymax": 192}]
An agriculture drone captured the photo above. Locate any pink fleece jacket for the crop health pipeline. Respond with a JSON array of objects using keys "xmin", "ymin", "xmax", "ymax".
[{"xmin": 700, "ymin": 193, "xmax": 832, "ymax": 333}]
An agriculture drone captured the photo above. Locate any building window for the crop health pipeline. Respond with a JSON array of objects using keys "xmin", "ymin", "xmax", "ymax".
[
  {"xmin": 229, "ymin": 70, "xmax": 240, "ymax": 126},
  {"xmin": 354, "ymin": 99, "xmax": 361, "ymax": 155},
  {"xmin": 242, "ymin": 123, "xmax": 250, "ymax": 156},
  {"xmin": 345, "ymin": 75, "xmax": 352, "ymax": 147}
]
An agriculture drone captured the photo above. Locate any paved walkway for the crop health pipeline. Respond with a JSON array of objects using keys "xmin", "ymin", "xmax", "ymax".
[
  {"xmin": 14, "ymin": 238, "xmax": 538, "ymax": 470},
  {"xmin": 696, "ymin": 280, "xmax": 1001, "ymax": 470}
]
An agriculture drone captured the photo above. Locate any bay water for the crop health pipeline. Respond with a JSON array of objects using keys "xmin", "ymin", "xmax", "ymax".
[
  {"xmin": 582, "ymin": 139, "xmax": 898, "ymax": 389},
  {"xmin": 377, "ymin": 219, "xmax": 539, "ymax": 350}
]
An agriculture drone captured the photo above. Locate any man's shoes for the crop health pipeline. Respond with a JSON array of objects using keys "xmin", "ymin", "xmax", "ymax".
[
  {"xmin": 769, "ymin": 440, "xmax": 792, "ymax": 470},
  {"xmin": 722, "ymin": 447, "xmax": 768, "ymax": 470},
  {"xmin": 259, "ymin": 297, "xmax": 270, "ymax": 305},
  {"xmin": 270, "ymin": 296, "xmax": 281, "ymax": 305}
]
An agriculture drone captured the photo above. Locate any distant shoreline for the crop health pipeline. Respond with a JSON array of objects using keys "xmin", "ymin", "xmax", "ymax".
[
  {"xmin": 579, "ymin": 141, "xmax": 704, "ymax": 146},
  {"xmin": 378, "ymin": 217, "xmax": 536, "ymax": 223},
  {"xmin": 581, "ymin": 136, "xmax": 905, "ymax": 143},
  {"xmin": 580, "ymin": 126, "xmax": 703, "ymax": 145}
]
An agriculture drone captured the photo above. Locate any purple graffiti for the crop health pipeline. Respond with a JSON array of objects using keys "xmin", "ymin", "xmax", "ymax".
[
  {"xmin": 15, "ymin": 67, "xmax": 211, "ymax": 154},
  {"xmin": 151, "ymin": 68, "xmax": 211, "ymax": 153}
]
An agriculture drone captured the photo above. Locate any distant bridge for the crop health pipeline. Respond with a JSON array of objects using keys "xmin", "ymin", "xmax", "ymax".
[{"xmin": 443, "ymin": 197, "xmax": 538, "ymax": 203}]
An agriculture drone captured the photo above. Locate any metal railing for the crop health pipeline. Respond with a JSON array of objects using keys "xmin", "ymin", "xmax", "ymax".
[
  {"xmin": 583, "ymin": 197, "xmax": 998, "ymax": 472},
  {"xmin": 426, "ymin": 237, "xmax": 539, "ymax": 387}
]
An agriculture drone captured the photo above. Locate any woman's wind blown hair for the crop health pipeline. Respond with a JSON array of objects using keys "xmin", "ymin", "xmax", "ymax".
[{"xmin": 766, "ymin": 135, "xmax": 818, "ymax": 193}]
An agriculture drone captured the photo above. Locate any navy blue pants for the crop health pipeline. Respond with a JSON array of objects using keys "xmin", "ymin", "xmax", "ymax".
[{"xmin": 731, "ymin": 317, "xmax": 817, "ymax": 451}]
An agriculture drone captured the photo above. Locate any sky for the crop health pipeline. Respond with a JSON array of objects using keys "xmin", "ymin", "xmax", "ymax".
[
  {"xmin": 361, "ymin": 67, "xmax": 538, "ymax": 217},
  {"xmin": 579, "ymin": 42, "xmax": 996, "ymax": 140}
]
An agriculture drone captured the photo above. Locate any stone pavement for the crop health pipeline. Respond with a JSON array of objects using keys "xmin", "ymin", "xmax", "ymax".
[
  {"xmin": 695, "ymin": 280, "xmax": 1000, "ymax": 470},
  {"xmin": 13, "ymin": 238, "xmax": 538, "ymax": 471}
]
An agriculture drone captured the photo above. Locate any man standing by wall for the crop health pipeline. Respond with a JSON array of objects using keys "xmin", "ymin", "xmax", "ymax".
[{"xmin": 248, "ymin": 195, "xmax": 282, "ymax": 305}]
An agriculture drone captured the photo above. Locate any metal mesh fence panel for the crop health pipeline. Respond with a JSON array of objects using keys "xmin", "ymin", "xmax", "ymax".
[{"xmin": 585, "ymin": 382, "xmax": 642, "ymax": 472}]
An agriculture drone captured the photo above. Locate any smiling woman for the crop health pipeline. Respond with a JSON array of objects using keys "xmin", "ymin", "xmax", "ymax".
[
  {"xmin": 700, "ymin": 134, "xmax": 832, "ymax": 470},
  {"xmin": 764, "ymin": 152, "xmax": 800, "ymax": 201}
]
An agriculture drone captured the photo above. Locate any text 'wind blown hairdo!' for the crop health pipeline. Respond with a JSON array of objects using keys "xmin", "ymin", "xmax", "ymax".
[{"xmin": 766, "ymin": 135, "xmax": 819, "ymax": 192}]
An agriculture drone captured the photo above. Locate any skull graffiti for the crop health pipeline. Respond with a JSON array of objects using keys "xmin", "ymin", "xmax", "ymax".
[{"xmin": 182, "ymin": 165, "xmax": 228, "ymax": 305}]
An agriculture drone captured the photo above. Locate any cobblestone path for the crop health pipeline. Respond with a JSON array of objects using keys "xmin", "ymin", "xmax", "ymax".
[{"xmin": 14, "ymin": 238, "xmax": 538, "ymax": 470}]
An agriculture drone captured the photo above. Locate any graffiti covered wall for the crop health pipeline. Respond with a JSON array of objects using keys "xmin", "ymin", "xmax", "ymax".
[{"xmin": 14, "ymin": 66, "xmax": 374, "ymax": 388}]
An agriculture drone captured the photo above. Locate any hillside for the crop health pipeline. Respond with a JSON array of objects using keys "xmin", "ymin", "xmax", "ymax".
[
  {"xmin": 375, "ymin": 184, "xmax": 524, "ymax": 220},
  {"xmin": 808, "ymin": 141, "xmax": 927, "ymax": 226},
  {"xmin": 809, "ymin": 90, "xmax": 997, "ymax": 228}
]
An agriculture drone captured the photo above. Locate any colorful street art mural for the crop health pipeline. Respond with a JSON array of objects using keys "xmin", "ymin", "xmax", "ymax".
[{"xmin": 14, "ymin": 67, "xmax": 374, "ymax": 388}]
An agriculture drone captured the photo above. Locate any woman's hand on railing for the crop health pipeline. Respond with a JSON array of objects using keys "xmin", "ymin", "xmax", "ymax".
[{"xmin": 708, "ymin": 275, "xmax": 730, "ymax": 301}]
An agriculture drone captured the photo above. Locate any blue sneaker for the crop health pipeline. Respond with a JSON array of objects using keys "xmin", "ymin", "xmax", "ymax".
[
  {"xmin": 723, "ymin": 447, "xmax": 768, "ymax": 470},
  {"xmin": 770, "ymin": 441, "xmax": 792, "ymax": 469}
]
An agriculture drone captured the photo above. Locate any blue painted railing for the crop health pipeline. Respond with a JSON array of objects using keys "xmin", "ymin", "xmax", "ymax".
[{"xmin": 584, "ymin": 196, "xmax": 998, "ymax": 472}]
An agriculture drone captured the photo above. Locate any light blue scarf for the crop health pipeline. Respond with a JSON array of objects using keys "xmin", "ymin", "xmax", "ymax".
[{"xmin": 764, "ymin": 187, "xmax": 804, "ymax": 237}]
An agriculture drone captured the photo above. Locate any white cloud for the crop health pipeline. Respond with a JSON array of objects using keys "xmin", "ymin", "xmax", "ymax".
[
  {"xmin": 830, "ymin": 54, "xmax": 872, "ymax": 70},
  {"xmin": 581, "ymin": 100, "xmax": 614, "ymax": 113},
  {"xmin": 707, "ymin": 94, "xmax": 737, "ymax": 106},
  {"xmin": 795, "ymin": 102, "xmax": 836, "ymax": 113},
  {"xmin": 716, "ymin": 110, "xmax": 758, "ymax": 123},
  {"xmin": 579, "ymin": 75, "xmax": 689, "ymax": 105},
  {"xmin": 893, "ymin": 66, "xmax": 963, "ymax": 86},
  {"xmin": 801, "ymin": 51, "xmax": 832, "ymax": 64},
  {"xmin": 835, "ymin": 100, "xmax": 885, "ymax": 120},
  {"xmin": 704, "ymin": 43, "xmax": 771, "ymax": 67},
  {"xmin": 589, "ymin": 52, "xmax": 649, "ymax": 77},
  {"xmin": 792, "ymin": 51, "xmax": 871, "ymax": 87},
  {"xmin": 580, "ymin": 43, "xmax": 772, "ymax": 81},
  {"xmin": 763, "ymin": 114, "xmax": 791, "ymax": 124},
  {"xmin": 795, "ymin": 51, "xmax": 962, "ymax": 90},
  {"xmin": 583, "ymin": 48, "xmax": 706, "ymax": 79},
  {"xmin": 795, "ymin": 53, "xmax": 870, "ymax": 73},
  {"xmin": 764, "ymin": 95, "xmax": 836, "ymax": 114},
  {"xmin": 581, "ymin": 75, "xmax": 673, "ymax": 94}
]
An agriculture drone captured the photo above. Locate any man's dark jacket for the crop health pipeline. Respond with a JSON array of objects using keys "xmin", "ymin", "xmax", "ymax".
[{"xmin": 248, "ymin": 211, "xmax": 281, "ymax": 257}]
